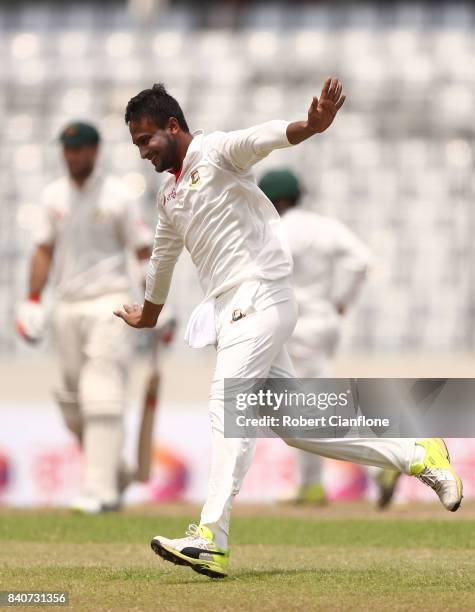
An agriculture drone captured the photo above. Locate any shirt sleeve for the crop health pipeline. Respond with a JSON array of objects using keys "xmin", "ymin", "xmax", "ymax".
[
  {"xmin": 330, "ymin": 220, "xmax": 372, "ymax": 309},
  {"xmin": 212, "ymin": 120, "xmax": 293, "ymax": 172},
  {"xmin": 144, "ymin": 205, "xmax": 184, "ymax": 305},
  {"xmin": 33, "ymin": 189, "xmax": 56, "ymax": 246}
]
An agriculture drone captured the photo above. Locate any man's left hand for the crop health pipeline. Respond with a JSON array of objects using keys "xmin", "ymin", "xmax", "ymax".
[{"xmin": 307, "ymin": 77, "xmax": 346, "ymax": 134}]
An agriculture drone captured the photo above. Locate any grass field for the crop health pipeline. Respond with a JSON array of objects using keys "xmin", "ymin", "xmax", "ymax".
[{"xmin": 1, "ymin": 503, "xmax": 475, "ymax": 612}]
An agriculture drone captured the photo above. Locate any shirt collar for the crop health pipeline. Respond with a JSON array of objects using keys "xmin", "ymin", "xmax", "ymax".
[
  {"xmin": 170, "ymin": 167, "xmax": 183, "ymax": 182},
  {"xmin": 168, "ymin": 130, "xmax": 204, "ymax": 184}
]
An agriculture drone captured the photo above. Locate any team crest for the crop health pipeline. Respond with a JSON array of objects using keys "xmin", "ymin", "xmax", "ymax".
[
  {"xmin": 231, "ymin": 309, "xmax": 245, "ymax": 322},
  {"xmin": 190, "ymin": 170, "xmax": 201, "ymax": 188}
]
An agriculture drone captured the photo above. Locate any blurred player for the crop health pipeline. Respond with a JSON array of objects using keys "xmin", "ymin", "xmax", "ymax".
[
  {"xmin": 259, "ymin": 168, "xmax": 371, "ymax": 505},
  {"xmin": 115, "ymin": 80, "xmax": 463, "ymax": 578},
  {"xmin": 16, "ymin": 122, "xmax": 153, "ymax": 513}
]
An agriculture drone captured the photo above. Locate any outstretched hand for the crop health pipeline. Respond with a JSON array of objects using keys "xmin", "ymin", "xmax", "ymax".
[
  {"xmin": 114, "ymin": 303, "xmax": 144, "ymax": 328},
  {"xmin": 307, "ymin": 77, "xmax": 346, "ymax": 134}
]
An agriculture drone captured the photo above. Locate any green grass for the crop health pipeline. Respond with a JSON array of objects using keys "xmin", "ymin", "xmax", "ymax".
[{"xmin": 1, "ymin": 510, "xmax": 475, "ymax": 611}]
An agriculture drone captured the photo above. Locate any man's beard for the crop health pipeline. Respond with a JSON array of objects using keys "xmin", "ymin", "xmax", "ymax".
[
  {"xmin": 70, "ymin": 164, "xmax": 94, "ymax": 182},
  {"xmin": 155, "ymin": 135, "xmax": 178, "ymax": 172}
]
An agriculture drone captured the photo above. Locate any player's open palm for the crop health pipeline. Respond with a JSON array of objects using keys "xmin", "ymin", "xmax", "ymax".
[
  {"xmin": 114, "ymin": 303, "xmax": 143, "ymax": 327},
  {"xmin": 308, "ymin": 77, "xmax": 346, "ymax": 134}
]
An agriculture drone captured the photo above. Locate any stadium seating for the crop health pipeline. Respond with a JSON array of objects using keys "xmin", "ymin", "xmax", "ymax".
[{"xmin": 2, "ymin": 1, "xmax": 474, "ymax": 353}]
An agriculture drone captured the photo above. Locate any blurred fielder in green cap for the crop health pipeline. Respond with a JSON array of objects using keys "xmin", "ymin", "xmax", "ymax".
[
  {"xmin": 259, "ymin": 168, "xmax": 377, "ymax": 506},
  {"xmin": 59, "ymin": 121, "xmax": 101, "ymax": 147},
  {"xmin": 58, "ymin": 121, "xmax": 101, "ymax": 184},
  {"xmin": 257, "ymin": 169, "xmax": 301, "ymax": 211}
]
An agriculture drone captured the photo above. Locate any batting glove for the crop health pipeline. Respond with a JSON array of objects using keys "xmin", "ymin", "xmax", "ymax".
[{"xmin": 16, "ymin": 296, "xmax": 46, "ymax": 343}]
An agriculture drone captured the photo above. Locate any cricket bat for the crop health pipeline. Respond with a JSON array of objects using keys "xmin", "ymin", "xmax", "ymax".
[{"xmin": 135, "ymin": 368, "xmax": 160, "ymax": 482}]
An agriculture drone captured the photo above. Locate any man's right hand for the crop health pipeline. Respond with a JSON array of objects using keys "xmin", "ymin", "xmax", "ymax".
[
  {"xmin": 114, "ymin": 303, "xmax": 144, "ymax": 328},
  {"xmin": 16, "ymin": 298, "xmax": 46, "ymax": 343},
  {"xmin": 114, "ymin": 299, "xmax": 164, "ymax": 329}
]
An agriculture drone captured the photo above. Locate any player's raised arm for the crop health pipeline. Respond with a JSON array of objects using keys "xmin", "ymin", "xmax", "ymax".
[
  {"xmin": 286, "ymin": 77, "xmax": 346, "ymax": 145},
  {"xmin": 216, "ymin": 77, "xmax": 345, "ymax": 172}
]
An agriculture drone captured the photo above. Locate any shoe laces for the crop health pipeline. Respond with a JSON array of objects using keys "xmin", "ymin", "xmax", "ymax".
[
  {"xmin": 175, "ymin": 524, "xmax": 212, "ymax": 550},
  {"xmin": 185, "ymin": 523, "xmax": 200, "ymax": 538},
  {"xmin": 415, "ymin": 467, "xmax": 450, "ymax": 493}
]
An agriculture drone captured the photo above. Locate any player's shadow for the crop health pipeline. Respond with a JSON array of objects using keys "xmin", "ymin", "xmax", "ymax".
[
  {"xmin": 231, "ymin": 568, "xmax": 320, "ymax": 581},
  {"xmin": 161, "ymin": 568, "xmax": 319, "ymax": 585}
]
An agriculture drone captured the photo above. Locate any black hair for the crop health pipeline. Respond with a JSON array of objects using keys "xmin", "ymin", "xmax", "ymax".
[{"xmin": 125, "ymin": 83, "xmax": 190, "ymax": 132}]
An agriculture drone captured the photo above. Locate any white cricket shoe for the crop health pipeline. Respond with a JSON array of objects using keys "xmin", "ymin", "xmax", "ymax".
[
  {"xmin": 151, "ymin": 524, "xmax": 229, "ymax": 578},
  {"xmin": 410, "ymin": 438, "xmax": 463, "ymax": 512}
]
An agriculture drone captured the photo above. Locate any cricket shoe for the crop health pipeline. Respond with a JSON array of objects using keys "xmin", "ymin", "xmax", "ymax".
[
  {"xmin": 297, "ymin": 482, "xmax": 327, "ymax": 505},
  {"xmin": 277, "ymin": 482, "xmax": 327, "ymax": 506},
  {"xmin": 151, "ymin": 524, "xmax": 229, "ymax": 578},
  {"xmin": 410, "ymin": 438, "xmax": 463, "ymax": 512},
  {"xmin": 376, "ymin": 469, "xmax": 401, "ymax": 510}
]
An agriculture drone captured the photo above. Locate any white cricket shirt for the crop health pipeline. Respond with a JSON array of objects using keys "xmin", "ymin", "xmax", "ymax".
[
  {"xmin": 280, "ymin": 208, "xmax": 372, "ymax": 323},
  {"xmin": 145, "ymin": 121, "xmax": 294, "ymax": 305},
  {"xmin": 35, "ymin": 172, "xmax": 152, "ymax": 301}
]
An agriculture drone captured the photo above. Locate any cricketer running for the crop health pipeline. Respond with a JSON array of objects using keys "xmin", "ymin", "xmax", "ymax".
[{"xmin": 114, "ymin": 78, "xmax": 463, "ymax": 578}]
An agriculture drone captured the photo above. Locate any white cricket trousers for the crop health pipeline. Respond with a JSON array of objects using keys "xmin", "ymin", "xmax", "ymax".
[
  {"xmin": 200, "ymin": 280, "xmax": 418, "ymax": 549},
  {"xmin": 54, "ymin": 292, "xmax": 132, "ymax": 505}
]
